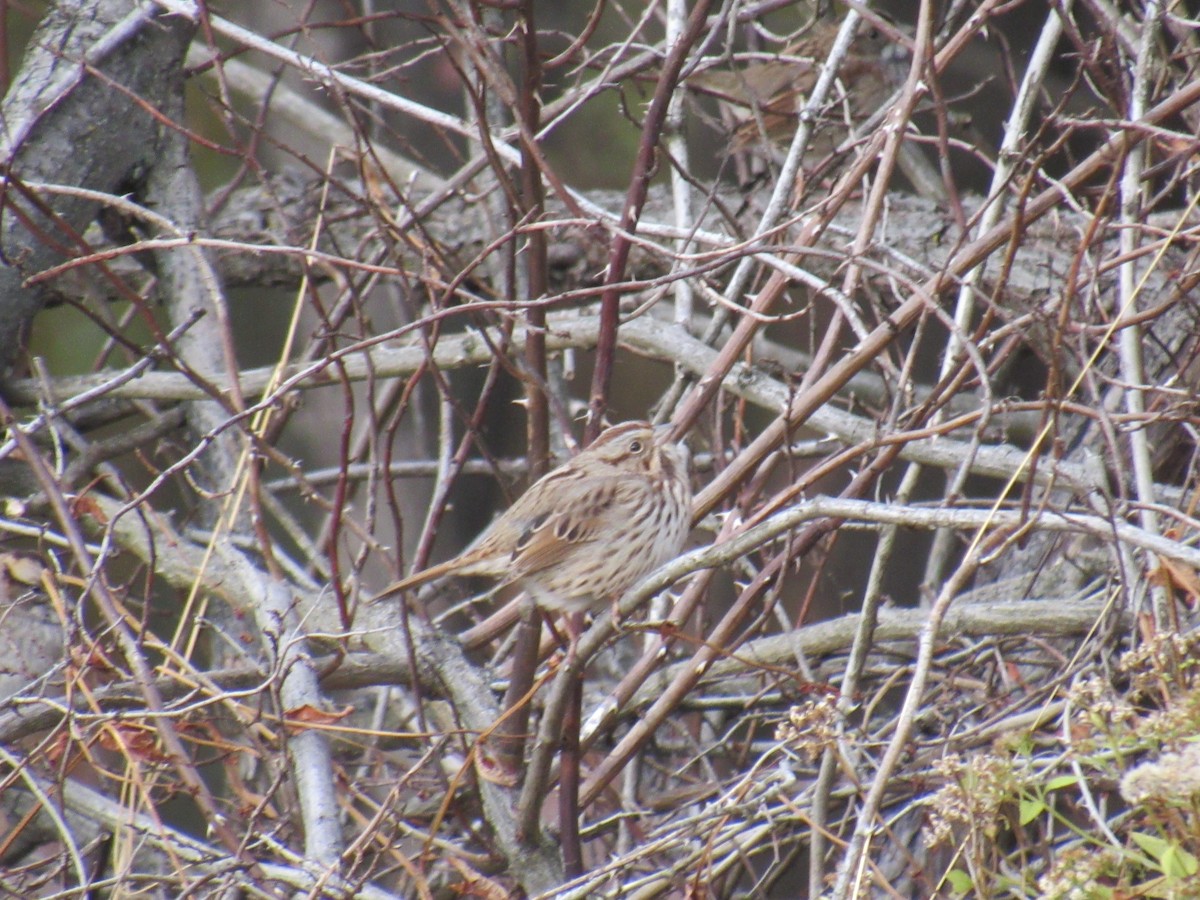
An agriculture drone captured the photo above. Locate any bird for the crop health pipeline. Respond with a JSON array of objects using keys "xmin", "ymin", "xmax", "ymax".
[
  {"xmin": 686, "ymin": 19, "xmax": 900, "ymax": 154},
  {"xmin": 370, "ymin": 421, "xmax": 692, "ymax": 617}
]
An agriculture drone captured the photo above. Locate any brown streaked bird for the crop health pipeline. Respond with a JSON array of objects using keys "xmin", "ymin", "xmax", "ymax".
[
  {"xmin": 686, "ymin": 20, "xmax": 899, "ymax": 151},
  {"xmin": 371, "ymin": 421, "xmax": 692, "ymax": 613}
]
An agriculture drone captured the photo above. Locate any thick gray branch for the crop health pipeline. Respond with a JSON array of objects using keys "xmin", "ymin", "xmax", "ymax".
[{"xmin": 0, "ymin": 0, "xmax": 194, "ymax": 372}]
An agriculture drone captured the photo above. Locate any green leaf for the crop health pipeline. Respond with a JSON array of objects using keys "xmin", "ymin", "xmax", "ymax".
[
  {"xmin": 1019, "ymin": 796, "xmax": 1045, "ymax": 825},
  {"xmin": 1159, "ymin": 844, "xmax": 1200, "ymax": 878},
  {"xmin": 945, "ymin": 869, "xmax": 974, "ymax": 895},
  {"xmin": 1131, "ymin": 831, "xmax": 1167, "ymax": 857},
  {"xmin": 1045, "ymin": 774, "xmax": 1080, "ymax": 792},
  {"xmin": 1130, "ymin": 831, "xmax": 1194, "ymax": 875}
]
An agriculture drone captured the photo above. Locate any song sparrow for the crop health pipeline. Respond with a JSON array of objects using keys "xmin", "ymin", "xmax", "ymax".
[
  {"xmin": 371, "ymin": 421, "xmax": 692, "ymax": 612},
  {"xmin": 686, "ymin": 20, "xmax": 900, "ymax": 153}
]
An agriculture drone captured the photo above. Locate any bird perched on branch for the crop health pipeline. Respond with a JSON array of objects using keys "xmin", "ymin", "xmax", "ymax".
[
  {"xmin": 687, "ymin": 19, "xmax": 901, "ymax": 157},
  {"xmin": 370, "ymin": 421, "xmax": 692, "ymax": 625}
]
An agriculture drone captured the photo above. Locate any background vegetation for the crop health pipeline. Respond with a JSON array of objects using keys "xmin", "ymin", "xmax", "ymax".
[{"xmin": 2, "ymin": 0, "xmax": 1199, "ymax": 896}]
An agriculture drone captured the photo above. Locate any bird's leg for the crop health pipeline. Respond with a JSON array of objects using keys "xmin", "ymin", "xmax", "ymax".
[
  {"xmin": 543, "ymin": 609, "xmax": 569, "ymax": 651},
  {"xmin": 560, "ymin": 611, "xmax": 586, "ymax": 667},
  {"xmin": 609, "ymin": 591, "xmax": 625, "ymax": 632}
]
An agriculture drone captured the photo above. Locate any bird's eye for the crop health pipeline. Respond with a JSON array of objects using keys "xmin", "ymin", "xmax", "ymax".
[{"xmin": 629, "ymin": 440, "xmax": 643, "ymax": 454}]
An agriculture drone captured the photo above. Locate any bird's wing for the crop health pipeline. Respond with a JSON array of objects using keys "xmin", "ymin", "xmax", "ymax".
[
  {"xmin": 509, "ymin": 476, "xmax": 624, "ymax": 577},
  {"xmin": 510, "ymin": 509, "xmax": 594, "ymax": 577}
]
